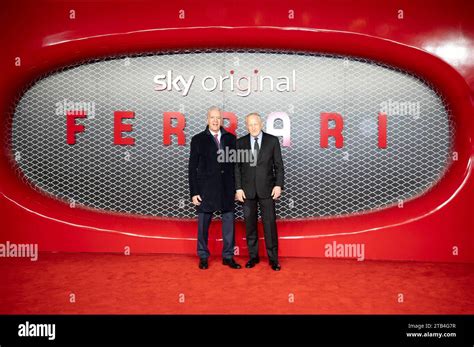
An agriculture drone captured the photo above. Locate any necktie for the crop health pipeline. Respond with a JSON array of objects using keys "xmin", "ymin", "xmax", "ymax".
[
  {"xmin": 254, "ymin": 137, "xmax": 259, "ymax": 159},
  {"xmin": 214, "ymin": 134, "xmax": 220, "ymax": 148}
]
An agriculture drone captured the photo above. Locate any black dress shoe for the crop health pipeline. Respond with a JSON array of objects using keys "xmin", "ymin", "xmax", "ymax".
[
  {"xmin": 222, "ymin": 258, "xmax": 242, "ymax": 269},
  {"xmin": 270, "ymin": 261, "xmax": 281, "ymax": 271},
  {"xmin": 199, "ymin": 258, "xmax": 208, "ymax": 270},
  {"xmin": 245, "ymin": 258, "xmax": 260, "ymax": 268}
]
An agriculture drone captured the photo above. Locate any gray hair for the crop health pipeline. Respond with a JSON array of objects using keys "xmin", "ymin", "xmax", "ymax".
[
  {"xmin": 207, "ymin": 106, "xmax": 222, "ymax": 117},
  {"xmin": 245, "ymin": 112, "xmax": 262, "ymax": 122}
]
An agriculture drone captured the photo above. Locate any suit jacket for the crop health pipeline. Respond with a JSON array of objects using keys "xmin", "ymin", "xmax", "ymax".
[
  {"xmin": 188, "ymin": 126, "xmax": 236, "ymax": 213},
  {"xmin": 235, "ymin": 132, "xmax": 284, "ymax": 199}
]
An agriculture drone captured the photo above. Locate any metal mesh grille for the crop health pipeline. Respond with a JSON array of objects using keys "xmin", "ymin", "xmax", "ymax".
[{"xmin": 11, "ymin": 50, "xmax": 454, "ymax": 219}]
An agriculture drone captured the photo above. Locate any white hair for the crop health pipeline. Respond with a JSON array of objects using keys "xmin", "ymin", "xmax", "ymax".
[
  {"xmin": 245, "ymin": 112, "xmax": 262, "ymax": 122},
  {"xmin": 207, "ymin": 106, "xmax": 222, "ymax": 117}
]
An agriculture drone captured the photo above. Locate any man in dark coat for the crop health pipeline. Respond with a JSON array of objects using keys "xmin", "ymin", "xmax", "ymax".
[
  {"xmin": 235, "ymin": 113, "xmax": 284, "ymax": 271},
  {"xmin": 188, "ymin": 106, "xmax": 241, "ymax": 270}
]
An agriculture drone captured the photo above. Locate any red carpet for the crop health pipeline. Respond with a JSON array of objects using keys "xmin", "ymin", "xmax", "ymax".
[{"xmin": 1, "ymin": 253, "xmax": 473, "ymax": 314}]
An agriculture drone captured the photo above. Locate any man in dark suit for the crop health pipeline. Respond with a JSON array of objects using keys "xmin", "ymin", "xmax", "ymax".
[
  {"xmin": 235, "ymin": 113, "xmax": 284, "ymax": 271},
  {"xmin": 188, "ymin": 106, "xmax": 241, "ymax": 270}
]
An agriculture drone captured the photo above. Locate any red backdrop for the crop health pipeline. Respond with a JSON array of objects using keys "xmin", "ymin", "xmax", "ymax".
[{"xmin": 0, "ymin": 0, "xmax": 472, "ymax": 262}]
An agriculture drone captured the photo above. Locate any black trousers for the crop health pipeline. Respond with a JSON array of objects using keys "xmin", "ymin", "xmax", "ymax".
[{"xmin": 243, "ymin": 197, "xmax": 278, "ymax": 262}]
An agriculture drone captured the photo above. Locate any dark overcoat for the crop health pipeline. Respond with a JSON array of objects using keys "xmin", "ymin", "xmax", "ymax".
[{"xmin": 188, "ymin": 126, "xmax": 236, "ymax": 213}]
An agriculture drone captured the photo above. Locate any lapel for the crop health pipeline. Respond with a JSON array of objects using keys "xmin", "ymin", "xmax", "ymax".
[
  {"xmin": 205, "ymin": 126, "xmax": 223, "ymax": 150},
  {"xmin": 247, "ymin": 132, "xmax": 266, "ymax": 164},
  {"xmin": 244, "ymin": 134, "xmax": 251, "ymax": 150},
  {"xmin": 257, "ymin": 131, "xmax": 267, "ymax": 163}
]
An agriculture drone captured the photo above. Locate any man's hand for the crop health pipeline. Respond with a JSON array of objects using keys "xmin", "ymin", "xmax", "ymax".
[
  {"xmin": 192, "ymin": 195, "xmax": 202, "ymax": 206},
  {"xmin": 235, "ymin": 189, "xmax": 246, "ymax": 202},
  {"xmin": 271, "ymin": 186, "xmax": 282, "ymax": 200}
]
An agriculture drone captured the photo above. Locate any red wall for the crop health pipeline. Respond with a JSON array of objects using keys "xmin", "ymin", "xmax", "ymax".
[{"xmin": 0, "ymin": 0, "xmax": 473, "ymax": 262}]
